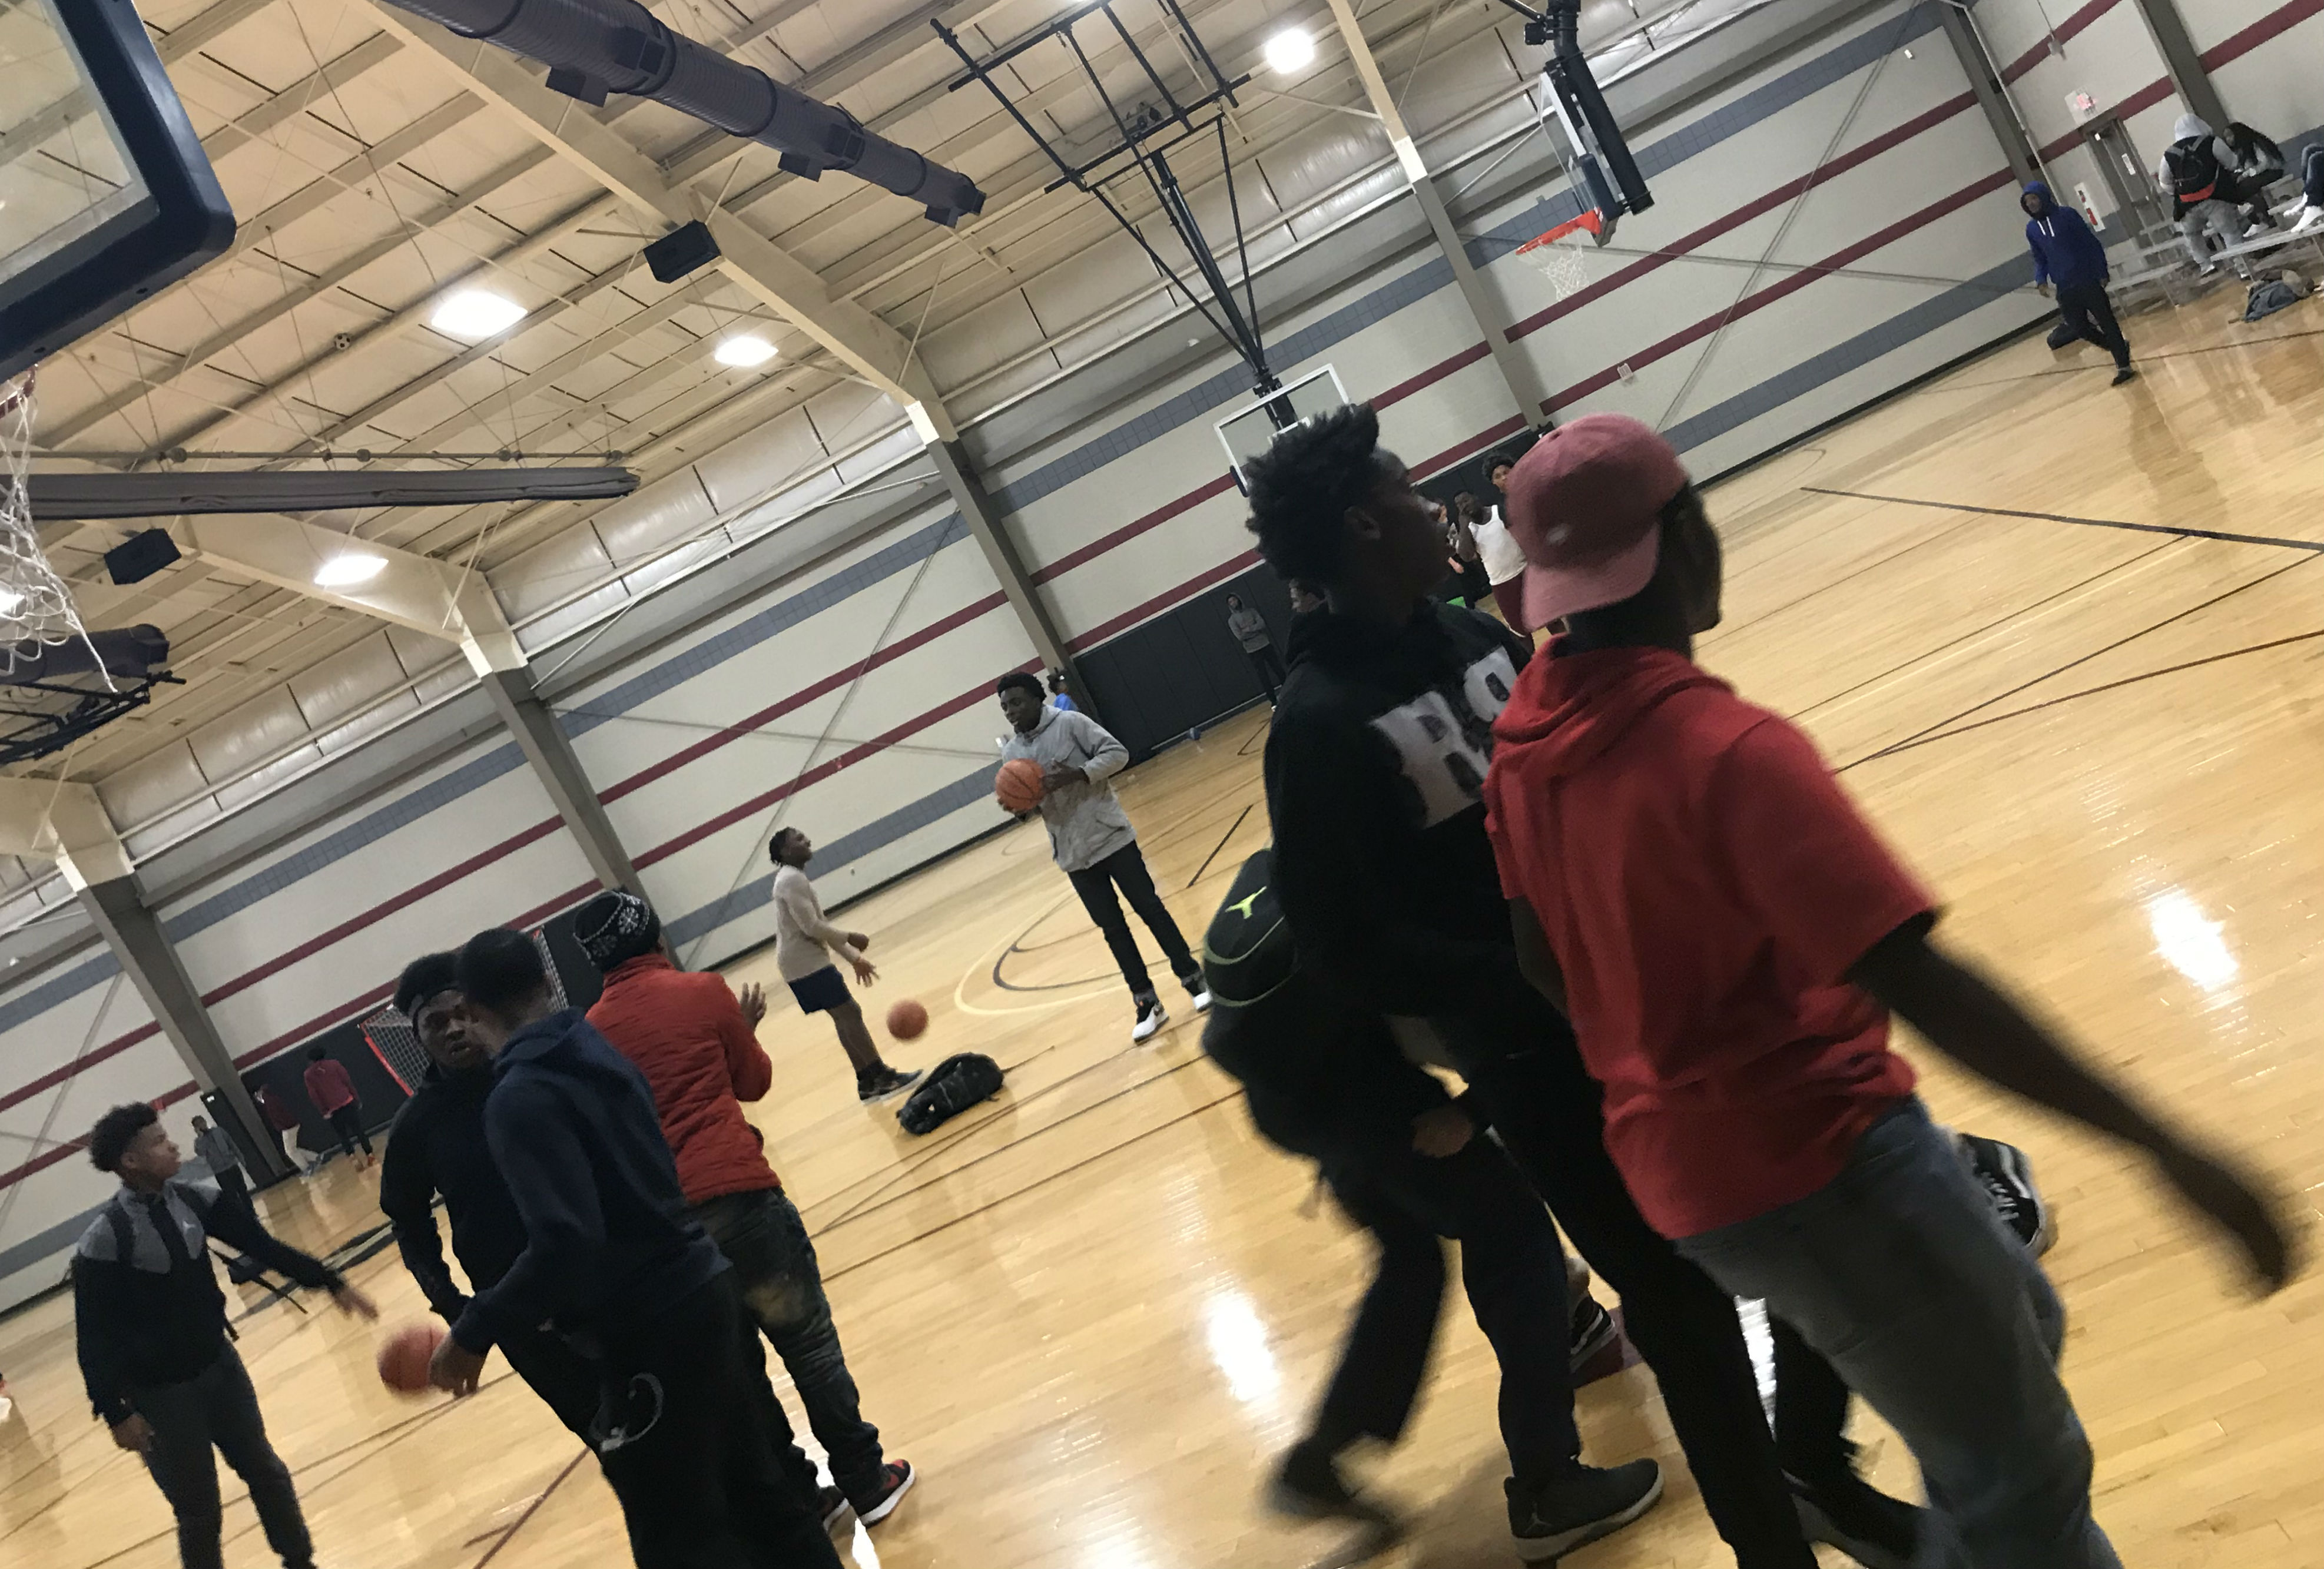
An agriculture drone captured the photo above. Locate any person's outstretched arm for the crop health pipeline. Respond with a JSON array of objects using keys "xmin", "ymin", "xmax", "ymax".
[{"xmin": 1849, "ymin": 925, "xmax": 2295, "ymax": 1291}]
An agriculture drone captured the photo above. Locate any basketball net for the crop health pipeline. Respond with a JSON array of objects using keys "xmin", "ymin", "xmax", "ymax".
[
  {"xmin": 0, "ymin": 370, "xmax": 99, "ymax": 676},
  {"xmin": 1515, "ymin": 210, "xmax": 1606, "ymax": 302}
]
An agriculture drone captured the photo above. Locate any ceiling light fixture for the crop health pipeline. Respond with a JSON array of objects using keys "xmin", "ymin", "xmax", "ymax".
[
  {"xmin": 714, "ymin": 335, "xmax": 777, "ymax": 367},
  {"xmin": 429, "ymin": 288, "xmax": 527, "ymax": 340},
  {"xmin": 1263, "ymin": 26, "xmax": 1315, "ymax": 73},
  {"xmin": 314, "ymin": 553, "xmax": 388, "ymax": 588}
]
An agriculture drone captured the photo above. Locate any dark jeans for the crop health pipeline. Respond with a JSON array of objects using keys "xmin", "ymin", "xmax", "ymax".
[
  {"xmin": 1246, "ymin": 644, "xmax": 1288, "ymax": 703},
  {"xmin": 500, "ymin": 1323, "xmax": 608, "ymax": 1441},
  {"xmin": 133, "ymin": 1345, "xmax": 312, "ymax": 1569},
  {"xmin": 324, "ymin": 1104, "xmax": 371, "ymax": 1159},
  {"xmin": 1066, "ymin": 841, "xmax": 1198, "ymax": 1004},
  {"xmin": 692, "ymin": 1187, "xmax": 887, "ymax": 1509},
  {"xmin": 2056, "ymin": 282, "xmax": 2130, "ymax": 369},
  {"xmin": 1434, "ymin": 976, "xmax": 1832, "ymax": 1569},
  {"xmin": 1317, "ymin": 1132, "xmax": 1579, "ymax": 1490},
  {"xmin": 2303, "ymin": 143, "xmax": 2324, "ymax": 205},
  {"xmin": 1682, "ymin": 1101, "xmax": 2117, "ymax": 1569},
  {"xmin": 593, "ymin": 1273, "xmax": 840, "ymax": 1569}
]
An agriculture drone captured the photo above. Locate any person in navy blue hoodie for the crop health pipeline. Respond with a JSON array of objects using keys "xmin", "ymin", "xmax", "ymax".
[
  {"xmin": 428, "ymin": 927, "xmax": 840, "ymax": 1569},
  {"xmin": 2021, "ymin": 181, "xmax": 2134, "ymax": 385}
]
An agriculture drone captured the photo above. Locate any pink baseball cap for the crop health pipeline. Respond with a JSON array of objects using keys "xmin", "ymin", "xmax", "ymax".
[{"xmin": 1503, "ymin": 414, "xmax": 1690, "ymax": 628}]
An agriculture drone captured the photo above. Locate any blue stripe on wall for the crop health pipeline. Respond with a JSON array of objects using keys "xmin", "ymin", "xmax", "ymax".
[
  {"xmin": 0, "ymin": 953, "xmax": 121, "ymax": 1041},
  {"xmin": 665, "ymin": 767, "xmax": 1000, "ymax": 950}
]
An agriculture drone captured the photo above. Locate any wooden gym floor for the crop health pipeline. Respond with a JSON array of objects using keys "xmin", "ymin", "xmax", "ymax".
[{"xmin": 7, "ymin": 295, "xmax": 2324, "ymax": 1568}]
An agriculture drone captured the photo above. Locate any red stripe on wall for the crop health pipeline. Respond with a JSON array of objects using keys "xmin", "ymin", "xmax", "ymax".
[
  {"xmin": 2201, "ymin": 0, "xmax": 2324, "ymax": 63},
  {"xmin": 2037, "ymin": 75, "xmax": 2173, "ymax": 162},
  {"xmin": 599, "ymin": 592, "xmax": 1007, "ymax": 804},
  {"xmin": 1372, "ymin": 340, "xmax": 1494, "ymax": 408},
  {"xmin": 1507, "ymin": 92, "xmax": 1977, "ymax": 343},
  {"xmin": 1029, "ymin": 475, "xmax": 1239, "ymax": 587},
  {"xmin": 1542, "ymin": 168, "xmax": 2016, "ymax": 414},
  {"xmin": 2000, "ymin": 0, "xmax": 2121, "ymax": 84},
  {"xmin": 1066, "ymin": 552, "xmax": 1262, "ymax": 653},
  {"xmin": 0, "ymin": 1022, "xmax": 161, "ymax": 1117}
]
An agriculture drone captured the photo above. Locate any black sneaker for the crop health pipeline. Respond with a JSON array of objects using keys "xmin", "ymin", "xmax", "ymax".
[
  {"xmin": 1568, "ymin": 1297, "xmax": 1620, "ymax": 1373},
  {"xmin": 2112, "ymin": 366, "xmax": 2139, "ymax": 386},
  {"xmin": 1266, "ymin": 1440, "xmax": 1398, "ymax": 1530},
  {"xmin": 854, "ymin": 1459, "xmax": 915, "ymax": 1524},
  {"xmin": 1509, "ymin": 1458, "xmax": 1663, "ymax": 1561},
  {"xmin": 1957, "ymin": 1132, "xmax": 2055, "ymax": 1253},
  {"xmin": 817, "ymin": 1484, "xmax": 853, "ymax": 1532},
  {"xmin": 1786, "ymin": 1465, "xmax": 1919, "ymax": 1569},
  {"xmin": 857, "ymin": 1066, "xmax": 923, "ymax": 1104}
]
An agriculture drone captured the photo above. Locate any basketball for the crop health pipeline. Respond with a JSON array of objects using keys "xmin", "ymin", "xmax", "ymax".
[
  {"xmin": 887, "ymin": 998, "xmax": 929, "ymax": 1040},
  {"xmin": 377, "ymin": 1322, "xmax": 446, "ymax": 1395},
  {"xmin": 995, "ymin": 758, "xmax": 1045, "ymax": 813}
]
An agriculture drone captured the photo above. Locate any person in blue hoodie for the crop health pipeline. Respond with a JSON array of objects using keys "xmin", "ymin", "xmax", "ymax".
[
  {"xmin": 2021, "ymin": 181, "xmax": 2134, "ymax": 386},
  {"xmin": 427, "ymin": 927, "xmax": 841, "ymax": 1569}
]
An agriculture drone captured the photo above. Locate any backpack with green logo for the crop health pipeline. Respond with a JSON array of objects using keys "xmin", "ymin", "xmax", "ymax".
[{"xmin": 1201, "ymin": 847, "xmax": 1297, "ymax": 1008}]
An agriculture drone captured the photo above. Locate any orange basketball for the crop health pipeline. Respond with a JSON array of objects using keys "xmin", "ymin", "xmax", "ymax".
[
  {"xmin": 887, "ymin": 998, "xmax": 930, "ymax": 1040},
  {"xmin": 995, "ymin": 757, "xmax": 1045, "ymax": 813},
  {"xmin": 377, "ymin": 1322, "xmax": 446, "ymax": 1395}
]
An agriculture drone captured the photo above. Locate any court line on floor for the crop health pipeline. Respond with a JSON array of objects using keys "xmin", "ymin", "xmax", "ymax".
[
  {"xmin": 472, "ymin": 1451, "xmax": 589, "ymax": 1568},
  {"xmin": 1931, "ymin": 321, "xmax": 2324, "ymax": 392},
  {"xmin": 1840, "ymin": 556, "xmax": 2318, "ymax": 771},
  {"xmin": 1187, "ymin": 804, "xmax": 1254, "ymax": 889},
  {"xmin": 1801, "ymin": 487, "xmax": 2324, "ymax": 554}
]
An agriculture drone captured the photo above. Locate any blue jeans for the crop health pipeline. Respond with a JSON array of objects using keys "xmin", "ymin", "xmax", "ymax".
[{"xmin": 1676, "ymin": 1099, "xmax": 2120, "ymax": 1569}]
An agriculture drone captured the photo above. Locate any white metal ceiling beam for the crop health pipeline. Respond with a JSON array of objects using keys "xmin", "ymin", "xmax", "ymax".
[
  {"xmin": 177, "ymin": 515, "xmax": 525, "ymax": 673},
  {"xmin": 1320, "ymin": 0, "xmax": 1545, "ymax": 415},
  {"xmin": 359, "ymin": 1, "xmax": 959, "ymax": 441},
  {"xmin": 0, "ymin": 780, "xmax": 134, "ymax": 889},
  {"xmin": 197, "ymin": 30, "xmax": 405, "ymax": 164}
]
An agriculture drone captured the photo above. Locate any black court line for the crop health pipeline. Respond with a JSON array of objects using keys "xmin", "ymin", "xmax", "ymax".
[
  {"xmin": 1840, "ymin": 555, "xmax": 2318, "ymax": 772},
  {"xmin": 1802, "ymin": 487, "xmax": 2324, "ymax": 554},
  {"xmin": 473, "ymin": 1451, "xmax": 590, "ymax": 1568},
  {"xmin": 1188, "ymin": 803, "xmax": 1253, "ymax": 888}
]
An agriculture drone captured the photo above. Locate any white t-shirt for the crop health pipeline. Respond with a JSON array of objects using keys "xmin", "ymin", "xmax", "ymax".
[{"xmin": 1471, "ymin": 507, "xmax": 1528, "ymax": 585}]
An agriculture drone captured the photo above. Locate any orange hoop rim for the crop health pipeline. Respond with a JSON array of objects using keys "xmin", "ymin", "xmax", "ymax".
[{"xmin": 1514, "ymin": 209, "xmax": 1605, "ymax": 254}]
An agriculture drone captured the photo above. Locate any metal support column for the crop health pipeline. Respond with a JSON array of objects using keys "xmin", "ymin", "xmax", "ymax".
[
  {"xmin": 480, "ymin": 667, "xmax": 643, "ymax": 897},
  {"xmin": 1938, "ymin": 1, "xmax": 2041, "ymax": 186},
  {"xmin": 1320, "ymin": 0, "xmax": 1547, "ymax": 419},
  {"xmin": 926, "ymin": 439, "xmax": 1079, "ymax": 691},
  {"xmin": 76, "ymin": 877, "xmax": 292, "ymax": 1181},
  {"xmin": 2129, "ymin": 0, "xmax": 2226, "ymax": 130}
]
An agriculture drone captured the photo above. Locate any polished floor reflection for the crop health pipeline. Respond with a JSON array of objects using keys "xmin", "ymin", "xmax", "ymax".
[{"xmin": 6, "ymin": 297, "xmax": 2324, "ymax": 1567}]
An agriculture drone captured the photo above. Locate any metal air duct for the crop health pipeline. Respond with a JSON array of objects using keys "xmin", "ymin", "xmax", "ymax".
[{"xmin": 382, "ymin": 0, "xmax": 987, "ymax": 225}]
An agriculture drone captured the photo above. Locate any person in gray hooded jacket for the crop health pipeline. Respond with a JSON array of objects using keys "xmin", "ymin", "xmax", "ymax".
[{"xmin": 996, "ymin": 670, "xmax": 1210, "ymax": 1041}]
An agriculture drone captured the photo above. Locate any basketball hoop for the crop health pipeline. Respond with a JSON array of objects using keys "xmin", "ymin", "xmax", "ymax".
[
  {"xmin": 0, "ymin": 370, "xmax": 103, "ymax": 676},
  {"xmin": 1515, "ymin": 210, "xmax": 1607, "ymax": 302}
]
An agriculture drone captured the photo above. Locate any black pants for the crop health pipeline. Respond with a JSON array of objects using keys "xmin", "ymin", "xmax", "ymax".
[
  {"xmin": 133, "ymin": 1346, "xmax": 312, "ymax": 1569},
  {"xmin": 693, "ymin": 1187, "xmax": 887, "ymax": 1508},
  {"xmin": 500, "ymin": 1323, "xmax": 608, "ymax": 1441},
  {"xmin": 2303, "ymin": 144, "xmax": 2324, "ymax": 205},
  {"xmin": 1317, "ymin": 1132, "xmax": 1580, "ymax": 1490},
  {"xmin": 2055, "ymin": 281, "xmax": 2130, "ymax": 369},
  {"xmin": 1066, "ymin": 841, "xmax": 1198, "ymax": 1004},
  {"xmin": 324, "ymin": 1104, "xmax": 372, "ymax": 1159},
  {"xmin": 593, "ymin": 1274, "xmax": 840, "ymax": 1569},
  {"xmin": 1246, "ymin": 645, "xmax": 1288, "ymax": 704},
  {"xmin": 1435, "ymin": 977, "xmax": 1846, "ymax": 1569}
]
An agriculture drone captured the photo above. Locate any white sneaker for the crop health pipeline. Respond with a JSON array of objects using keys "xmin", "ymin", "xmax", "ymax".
[
  {"xmin": 1185, "ymin": 980, "xmax": 1212, "ymax": 1013},
  {"xmin": 1132, "ymin": 1000, "xmax": 1168, "ymax": 1043},
  {"xmin": 2292, "ymin": 203, "xmax": 2324, "ymax": 234}
]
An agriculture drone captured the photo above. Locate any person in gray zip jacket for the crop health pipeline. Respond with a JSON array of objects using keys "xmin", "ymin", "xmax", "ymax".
[{"xmin": 996, "ymin": 670, "xmax": 1211, "ymax": 1041}]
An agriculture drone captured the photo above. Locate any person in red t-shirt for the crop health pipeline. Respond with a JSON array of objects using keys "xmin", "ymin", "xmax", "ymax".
[
  {"xmin": 572, "ymin": 889, "xmax": 916, "ymax": 1532},
  {"xmin": 1483, "ymin": 413, "xmax": 2293, "ymax": 1569},
  {"xmin": 301, "ymin": 1046, "xmax": 372, "ymax": 1167}
]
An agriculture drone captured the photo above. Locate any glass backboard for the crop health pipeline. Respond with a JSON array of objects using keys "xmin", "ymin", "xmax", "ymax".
[
  {"xmin": 0, "ymin": 0, "xmax": 234, "ymax": 379},
  {"xmin": 1215, "ymin": 366, "xmax": 1349, "ymax": 491}
]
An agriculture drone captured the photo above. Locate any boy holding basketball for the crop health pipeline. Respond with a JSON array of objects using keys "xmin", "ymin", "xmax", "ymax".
[
  {"xmin": 768, "ymin": 827, "xmax": 920, "ymax": 1103},
  {"xmin": 575, "ymin": 890, "xmax": 918, "ymax": 1531},
  {"xmin": 996, "ymin": 670, "xmax": 1209, "ymax": 1041}
]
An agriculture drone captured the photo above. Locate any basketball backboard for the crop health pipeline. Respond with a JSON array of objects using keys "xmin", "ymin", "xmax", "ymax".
[
  {"xmin": 1215, "ymin": 366, "xmax": 1349, "ymax": 491},
  {"xmin": 1, "ymin": 0, "xmax": 235, "ymax": 379}
]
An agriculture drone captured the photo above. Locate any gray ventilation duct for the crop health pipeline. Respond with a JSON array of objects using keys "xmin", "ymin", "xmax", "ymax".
[{"xmin": 383, "ymin": 0, "xmax": 986, "ymax": 225}]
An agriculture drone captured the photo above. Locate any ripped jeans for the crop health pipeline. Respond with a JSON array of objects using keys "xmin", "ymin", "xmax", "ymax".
[{"xmin": 691, "ymin": 1186, "xmax": 890, "ymax": 1508}]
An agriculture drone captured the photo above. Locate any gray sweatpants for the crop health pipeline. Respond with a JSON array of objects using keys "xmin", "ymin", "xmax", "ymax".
[
  {"xmin": 132, "ymin": 1346, "xmax": 313, "ymax": 1569},
  {"xmin": 2179, "ymin": 198, "xmax": 2248, "ymax": 269}
]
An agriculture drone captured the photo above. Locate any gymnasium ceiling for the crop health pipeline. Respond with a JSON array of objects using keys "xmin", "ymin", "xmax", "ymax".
[{"xmin": 13, "ymin": 0, "xmax": 1767, "ymax": 907}]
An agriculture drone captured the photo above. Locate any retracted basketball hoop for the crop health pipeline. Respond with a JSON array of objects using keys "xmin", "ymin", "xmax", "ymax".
[{"xmin": 1514, "ymin": 210, "xmax": 1608, "ymax": 302}]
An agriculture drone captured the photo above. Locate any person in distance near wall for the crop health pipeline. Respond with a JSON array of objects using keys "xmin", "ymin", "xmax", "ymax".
[
  {"xmin": 300, "ymin": 1046, "xmax": 373, "ymax": 1168},
  {"xmin": 997, "ymin": 669, "xmax": 1209, "ymax": 1042},
  {"xmin": 1481, "ymin": 411, "xmax": 2295, "ymax": 1567},
  {"xmin": 575, "ymin": 888, "xmax": 919, "ymax": 1532},
  {"xmin": 2021, "ymin": 181, "xmax": 2134, "ymax": 386},
  {"xmin": 74, "ymin": 1103, "xmax": 377, "ymax": 1569},
  {"xmin": 768, "ymin": 826, "xmax": 921, "ymax": 1104},
  {"xmin": 429, "ymin": 927, "xmax": 842, "ymax": 1568}
]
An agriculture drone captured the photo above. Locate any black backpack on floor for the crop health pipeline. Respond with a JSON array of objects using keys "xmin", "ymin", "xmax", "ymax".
[{"xmin": 897, "ymin": 1051, "xmax": 1005, "ymax": 1135}]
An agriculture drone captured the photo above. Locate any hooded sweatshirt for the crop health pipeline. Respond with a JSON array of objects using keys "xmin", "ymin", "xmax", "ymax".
[
  {"xmin": 2021, "ymin": 181, "xmax": 2108, "ymax": 290},
  {"xmin": 378, "ymin": 1060, "xmax": 531, "ymax": 1320},
  {"xmin": 450, "ymin": 1007, "xmax": 726, "ymax": 1354},
  {"xmin": 1263, "ymin": 600, "xmax": 1533, "ymax": 1018},
  {"xmin": 999, "ymin": 703, "xmax": 1137, "ymax": 872},
  {"xmin": 2160, "ymin": 114, "xmax": 2238, "ymax": 211},
  {"xmin": 1481, "ymin": 643, "xmax": 1930, "ymax": 1238}
]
